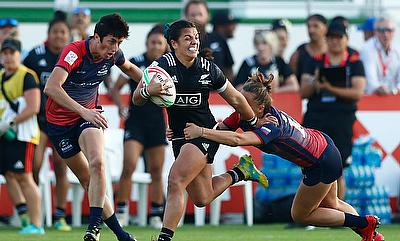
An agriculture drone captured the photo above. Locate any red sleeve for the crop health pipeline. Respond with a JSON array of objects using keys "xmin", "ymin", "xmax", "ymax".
[
  {"xmin": 222, "ymin": 111, "xmax": 240, "ymax": 131},
  {"xmin": 55, "ymin": 42, "xmax": 83, "ymax": 73}
]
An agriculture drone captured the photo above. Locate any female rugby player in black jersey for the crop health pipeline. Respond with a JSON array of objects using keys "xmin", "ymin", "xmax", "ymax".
[{"xmin": 133, "ymin": 20, "xmax": 268, "ymax": 241}]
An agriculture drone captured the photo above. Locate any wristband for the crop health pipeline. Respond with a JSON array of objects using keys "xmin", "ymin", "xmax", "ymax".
[
  {"xmin": 140, "ymin": 86, "xmax": 150, "ymax": 99},
  {"xmin": 247, "ymin": 116, "xmax": 258, "ymax": 127}
]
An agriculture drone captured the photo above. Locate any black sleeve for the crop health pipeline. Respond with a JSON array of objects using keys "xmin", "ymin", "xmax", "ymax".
[
  {"xmin": 115, "ymin": 49, "xmax": 126, "ymax": 66},
  {"xmin": 303, "ymin": 58, "xmax": 320, "ymax": 75},
  {"xmin": 233, "ymin": 60, "xmax": 250, "ymax": 87},
  {"xmin": 276, "ymin": 57, "xmax": 293, "ymax": 78},
  {"xmin": 350, "ymin": 60, "xmax": 365, "ymax": 77},
  {"xmin": 23, "ymin": 72, "xmax": 39, "ymax": 91},
  {"xmin": 223, "ymin": 41, "xmax": 234, "ymax": 68},
  {"xmin": 211, "ymin": 63, "xmax": 227, "ymax": 91},
  {"xmin": 22, "ymin": 50, "xmax": 35, "ymax": 69}
]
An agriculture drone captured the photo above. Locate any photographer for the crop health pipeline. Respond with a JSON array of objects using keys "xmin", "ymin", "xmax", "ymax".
[{"xmin": 300, "ymin": 22, "xmax": 366, "ymax": 200}]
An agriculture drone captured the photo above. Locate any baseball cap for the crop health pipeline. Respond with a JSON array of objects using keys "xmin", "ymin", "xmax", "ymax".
[
  {"xmin": 212, "ymin": 10, "xmax": 238, "ymax": 26},
  {"xmin": 1, "ymin": 38, "xmax": 21, "ymax": 52},
  {"xmin": 72, "ymin": 7, "xmax": 91, "ymax": 16},
  {"xmin": 272, "ymin": 19, "xmax": 289, "ymax": 31},
  {"xmin": 0, "ymin": 18, "xmax": 18, "ymax": 28},
  {"xmin": 358, "ymin": 17, "xmax": 376, "ymax": 31},
  {"xmin": 326, "ymin": 22, "xmax": 348, "ymax": 37}
]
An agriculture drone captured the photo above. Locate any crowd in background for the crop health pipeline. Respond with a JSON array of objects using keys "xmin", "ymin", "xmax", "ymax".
[{"xmin": 0, "ymin": 0, "xmax": 399, "ymax": 234}]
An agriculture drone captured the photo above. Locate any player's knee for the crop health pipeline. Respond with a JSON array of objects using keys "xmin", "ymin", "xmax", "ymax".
[
  {"xmin": 291, "ymin": 209, "xmax": 308, "ymax": 224},
  {"xmin": 89, "ymin": 156, "xmax": 105, "ymax": 175},
  {"xmin": 167, "ymin": 177, "xmax": 184, "ymax": 194},
  {"xmin": 149, "ymin": 167, "xmax": 162, "ymax": 181},
  {"xmin": 321, "ymin": 197, "xmax": 338, "ymax": 209},
  {"xmin": 121, "ymin": 164, "xmax": 136, "ymax": 178},
  {"xmin": 79, "ymin": 177, "xmax": 90, "ymax": 191}
]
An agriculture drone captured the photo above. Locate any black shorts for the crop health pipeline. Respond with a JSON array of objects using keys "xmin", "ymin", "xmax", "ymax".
[
  {"xmin": 0, "ymin": 138, "xmax": 35, "ymax": 174},
  {"xmin": 302, "ymin": 134, "xmax": 343, "ymax": 186},
  {"xmin": 124, "ymin": 119, "xmax": 167, "ymax": 149},
  {"xmin": 303, "ymin": 112, "xmax": 355, "ymax": 168},
  {"xmin": 47, "ymin": 118, "xmax": 98, "ymax": 159},
  {"xmin": 172, "ymin": 137, "xmax": 219, "ymax": 164}
]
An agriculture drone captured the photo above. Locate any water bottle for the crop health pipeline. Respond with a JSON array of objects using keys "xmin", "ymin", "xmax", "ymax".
[{"xmin": 364, "ymin": 146, "xmax": 383, "ymax": 167}]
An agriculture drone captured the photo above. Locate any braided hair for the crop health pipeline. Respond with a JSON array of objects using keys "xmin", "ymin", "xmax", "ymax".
[{"xmin": 242, "ymin": 69, "xmax": 274, "ymax": 108}]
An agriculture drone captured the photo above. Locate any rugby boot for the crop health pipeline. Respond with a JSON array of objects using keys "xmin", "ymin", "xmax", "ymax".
[
  {"xmin": 54, "ymin": 217, "xmax": 72, "ymax": 231},
  {"xmin": 374, "ymin": 232, "xmax": 384, "ymax": 241},
  {"xmin": 84, "ymin": 226, "xmax": 101, "ymax": 241},
  {"xmin": 358, "ymin": 215, "xmax": 380, "ymax": 241},
  {"xmin": 18, "ymin": 224, "xmax": 45, "ymax": 234},
  {"xmin": 236, "ymin": 154, "xmax": 269, "ymax": 188}
]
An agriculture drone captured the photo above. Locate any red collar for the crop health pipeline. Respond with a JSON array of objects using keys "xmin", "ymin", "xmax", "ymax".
[{"xmin": 324, "ymin": 51, "xmax": 349, "ymax": 68}]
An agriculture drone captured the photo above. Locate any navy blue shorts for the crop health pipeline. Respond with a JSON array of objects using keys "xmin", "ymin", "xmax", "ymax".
[
  {"xmin": 47, "ymin": 118, "xmax": 98, "ymax": 159},
  {"xmin": 302, "ymin": 134, "xmax": 343, "ymax": 186},
  {"xmin": 172, "ymin": 137, "xmax": 219, "ymax": 164}
]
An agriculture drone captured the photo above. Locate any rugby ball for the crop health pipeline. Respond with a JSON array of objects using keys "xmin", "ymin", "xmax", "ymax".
[{"xmin": 143, "ymin": 66, "xmax": 176, "ymax": 107}]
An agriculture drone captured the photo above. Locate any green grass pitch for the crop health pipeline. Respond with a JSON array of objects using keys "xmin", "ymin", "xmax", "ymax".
[{"xmin": 1, "ymin": 224, "xmax": 399, "ymax": 241}]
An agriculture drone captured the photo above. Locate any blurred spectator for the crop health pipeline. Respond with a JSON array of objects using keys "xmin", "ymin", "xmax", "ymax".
[
  {"xmin": 70, "ymin": 6, "xmax": 91, "ymax": 41},
  {"xmin": 358, "ymin": 17, "xmax": 376, "ymax": 41},
  {"xmin": 23, "ymin": 11, "xmax": 72, "ymax": 231},
  {"xmin": 203, "ymin": 10, "xmax": 237, "ymax": 81},
  {"xmin": 234, "ymin": 30, "xmax": 298, "ymax": 93},
  {"xmin": 183, "ymin": 0, "xmax": 209, "ymax": 47},
  {"xmin": 289, "ymin": 14, "xmax": 327, "ymax": 82},
  {"xmin": 300, "ymin": 22, "xmax": 366, "ymax": 199},
  {"xmin": 360, "ymin": 16, "xmax": 400, "ymax": 95},
  {"xmin": 113, "ymin": 24, "xmax": 168, "ymax": 229},
  {"xmin": 0, "ymin": 38, "xmax": 43, "ymax": 234},
  {"xmin": 331, "ymin": 15, "xmax": 350, "ymax": 29},
  {"xmin": 0, "ymin": 18, "xmax": 18, "ymax": 45},
  {"xmin": 272, "ymin": 18, "xmax": 290, "ymax": 59}
]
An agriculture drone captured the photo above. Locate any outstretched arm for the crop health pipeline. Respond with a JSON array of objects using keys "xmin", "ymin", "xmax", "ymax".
[{"xmin": 184, "ymin": 123, "xmax": 262, "ymax": 147}]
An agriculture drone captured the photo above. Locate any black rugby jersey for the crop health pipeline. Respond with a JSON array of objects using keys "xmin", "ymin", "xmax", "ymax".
[
  {"xmin": 23, "ymin": 43, "xmax": 60, "ymax": 122},
  {"xmin": 126, "ymin": 53, "xmax": 163, "ymax": 123},
  {"xmin": 203, "ymin": 31, "xmax": 234, "ymax": 71},
  {"xmin": 151, "ymin": 52, "xmax": 228, "ymax": 139},
  {"xmin": 234, "ymin": 55, "xmax": 293, "ymax": 87}
]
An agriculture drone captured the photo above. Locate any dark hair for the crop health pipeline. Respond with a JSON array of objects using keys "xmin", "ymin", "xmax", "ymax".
[
  {"xmin": 242, "ymin": 69, "xmax": 274, "ymax": 108},
  {"xmin": 48, "ymin": 10, "xmax": 70, "ymax": 34},
  {"xmin": 163, "ymin": 19, "xmax": 197, "ymax": 50},
  {"xmin": 307, "ymin": 14, "xmax": 328, "ymax": 25},
  {"xmin": 184, "ymin": 0, "xmax": 209, "ymax": 17},
  {"xmin": 94, "ymin": 13, "xmax": 129, "ymax": 41},
  {"xmin": 147, "ymin": 23, "xmax": 164, "ymax": 39}
]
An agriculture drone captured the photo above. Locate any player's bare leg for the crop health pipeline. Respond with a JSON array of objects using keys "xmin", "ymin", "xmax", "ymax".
[
  {"xmin": 116, "ymin": 140, "xmax": 144, "ymax": 226},
  {"xmin": 145, "ymin": 145, "xmax": 165, "ymax": 228},
  {"xmin": 53, "ymin": 150, "xmax": 71, "ymax": 231},
  {"xmin": 65, "ymin": 151, "xmax": 136, "ymax": 241},
  {"xmin": 33, "ymin": 130, "xmax": 47, "ymax": 184},
  {"xmin": 157, "ymin": 144, "xmax": 233, "ymax": 241}
]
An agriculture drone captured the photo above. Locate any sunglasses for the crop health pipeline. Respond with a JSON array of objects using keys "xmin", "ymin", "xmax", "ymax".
[
  {"xmin": 376, "ymin": 27, "xmax": 395, "ymax": 33},
  {"xmin": 73, "ymin": 7, "xmax": 91, "ymax": 16}
]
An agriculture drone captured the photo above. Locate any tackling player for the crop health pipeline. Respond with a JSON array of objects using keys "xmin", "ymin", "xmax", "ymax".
[{"xmin": 183, "ymin": 71, "xmax": 384, "ymax": 241}]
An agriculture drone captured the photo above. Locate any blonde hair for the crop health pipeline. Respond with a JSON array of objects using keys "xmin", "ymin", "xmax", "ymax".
[
  {"xmin": 254, "ymin": 30, "xmax": 279, "ymax": 55},
  {"xmin": 243, "ymin": 69, "xmax": 274, "ymax": 108}
]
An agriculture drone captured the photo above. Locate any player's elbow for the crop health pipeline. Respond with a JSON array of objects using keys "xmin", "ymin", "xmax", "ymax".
[
  {"xmin": 230, "ymin": 133, "xmax": 244, "ymax": 146},
  {"xmin": 132, "ymin": 95, "xmax": 146, "ymax": 106},
  {"xmin": 43, "ymin": 84, "xmax": 57, "ymax": 98}
]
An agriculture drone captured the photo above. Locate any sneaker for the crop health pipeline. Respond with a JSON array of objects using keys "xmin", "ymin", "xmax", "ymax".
[
  {"xmin": 19, "ymin": 213, "xmax": 29, "ymax": 228},
  {"xmin": 359, "ymin": 215, "xmax": 380, "ymax": 241},
  {"xmin": 18, "ymin": 224, "xmax": 45, "ymax": 235},
  {"xmin": 236, "ymin": 155, "xmax": 269, "ymax": 188},
  {"xmin": 84, "ymin": 226, "xmax": 101, "ymax": 241},
  {"xmin": 374, "ymin": 232, "xmax": 384, "ymax": 241},
  {"xmin": 149, "ymin": 216, "xmax": 163, "ymax": 229},
  {"xmin": 54, "ymin": 217, "xmax": 72, "ymax": 231}
]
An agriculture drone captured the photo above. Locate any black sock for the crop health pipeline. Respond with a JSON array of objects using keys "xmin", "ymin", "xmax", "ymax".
[
  {"xmin": 151, "ymin": 202, "xmax": 164, "ymax": 218},
  {"xmin": 104, "ymin": 213, "xmax": 129, "ymax": 241},
  {"xmin": 227, "ymin": 167, "xmax": 245, "ymax": 185},
  {"xmin": 16, "ymin": 203, "xmax": 27, "ymax": 215},
  {"xmin": 343, "ymin": 213, "xmax": 368, "ymax": 229},
  {"xmin": 117, "ymin": 202, "xmax": 127, "ymax": 214},
  {"xmin": 158, "ymin": 227, "xmax": 174, "ymax": 241},
  {"xmin": 55, "ymin": 207, "xmax": 66, "ymax": 221},
  {"xmin": 88, "ymin": 207, "xmax": 103, "ymax": 230}
]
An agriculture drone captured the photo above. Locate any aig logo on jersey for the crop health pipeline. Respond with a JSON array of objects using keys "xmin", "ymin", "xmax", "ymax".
[{"xmin": 174, "ymin": 93, "xmax": 201, "ymax": 107}]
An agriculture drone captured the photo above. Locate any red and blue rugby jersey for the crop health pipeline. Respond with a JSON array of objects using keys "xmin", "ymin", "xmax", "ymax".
[
  {"xmin": 223, "ymin": 107, "xmax": 327, "ymax": 168},
  {"xmin": 46, "ymin": 39, "xmax": 125, "ymax": 126}
]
